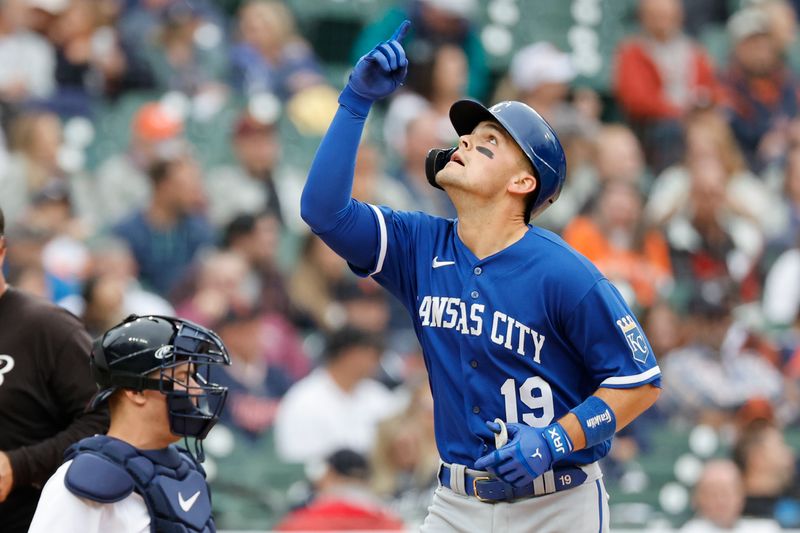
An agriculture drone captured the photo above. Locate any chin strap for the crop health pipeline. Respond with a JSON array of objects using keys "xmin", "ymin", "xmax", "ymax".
[{"xmin": 425, "ymin": 147, "xmax": 456, "ymax": 190}]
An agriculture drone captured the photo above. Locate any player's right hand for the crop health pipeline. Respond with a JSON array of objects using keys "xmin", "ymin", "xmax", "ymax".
[
  {"xmin": 475, "ymin": 422, "xmax": 554, "ymax": 488},
  {"xmin": 347, "ymin": 20, "xmax": 410, "ymax": 101}
]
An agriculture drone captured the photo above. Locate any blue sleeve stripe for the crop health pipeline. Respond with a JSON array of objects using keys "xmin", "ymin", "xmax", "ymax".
[
  {"xmin": 368, "ymin": 204, "xmax": 388, "ymax": 276},
  {"xmin": 599, "ymin": 366, "xmax": 661, "ymax": 387}
]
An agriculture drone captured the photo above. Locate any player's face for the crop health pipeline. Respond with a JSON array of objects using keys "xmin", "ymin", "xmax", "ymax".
[
  {"xmin": 144, "ymin": 362, "xmax": 200, "ymax": 444},
  {"xmin": 436, "ymin": 120, "xmax": 535, "ymax": 201}
]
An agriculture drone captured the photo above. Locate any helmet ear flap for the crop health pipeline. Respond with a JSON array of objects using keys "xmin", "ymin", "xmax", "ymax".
[{"xmin": 425, "ymin": 147, "xmax": 456, "ymax": 190}]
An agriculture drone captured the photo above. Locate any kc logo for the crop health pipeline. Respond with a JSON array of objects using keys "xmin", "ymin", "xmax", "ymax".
[
  {"xmin": 616, "ymin": 315, "xmax": 649, "ymax": 364},
  {"xmin": 0, "ymin": 355, "xmax": 15, "ymax": 386}
]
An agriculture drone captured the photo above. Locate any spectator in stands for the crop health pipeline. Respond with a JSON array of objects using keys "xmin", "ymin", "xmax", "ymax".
[
  {"xmin": 681, "ymin": 458, "xmax": 781, "ymax": 532},
  {"xmin": 0, "ymin": 0, "xmax": 55, "ymax": 111},
  {"xmin": 371, "ymin": 380, "xmax": 438, "ymax": 524},
  {"xmin": 722, "ymin": 7, "xmax": 800, "ymax": 173},
  {"xmin": 141, "ymin": 1, "xmax": 228, "ymax": 96},
  {"xmin": 274, "ymin": 328, "xmax": 404, "ymax": 466},
  {"xmin": 663, "ymin": 157, "xmax": 763, "ymax": 302},
  {"xmin": 540, "ymin": 124, "xmax": 648, "ymax": 230},
  {"xmin": 229, "ymin": 0, "xmax": 325, "ymax": 100},
  {"xmin": 221, "ymin": 212, "xmax": 290, "ymax": 315},
  {"xmin": 289, "ymin": 234, "xmax": 357, "ymax": 332},
  {"xmin": 0, "ymin": 110, "xmax": 70, "ymax": 227},
  {"xmin": 112, "ymin": 149, "xmax": 214, "ymax": 297},
  {"xmin": 205, "ymin": 111, "xmax": 286, "ymax": 228},
  {"xmin": 497, "ymin": 42, "xmax": 600, "ymax": 142},
  {"xmin": 734, "ymin": 420, "xmax": 800, "ymax": 527},
  {"xmin": 763, "ymin": 240, "xmax": 800, "ymax": 330},
  {"xmin": 211, "ymin": 304, "xmax": 293, "ymax": 439},
  {"xmin": 352, "ymin": 0, "xmax": 488, "ymax": 100},
  {"xmin": 94, "ymin": 101, "xmax": 185, "ymax": 226},
  {"xmin": 388, "ymin": 110, "xmax": 456, "ymax": 219},
  {"xmin": 351, "ymin": 143, "xmax": 413, "ymax": 212},
  {"xmin": 175, "ymin": 249, "xmax": 257, "ymax": 327},
  {"xmin": 563, "ymin": 180, "xmax": 672, "ymax": 311},
  {"xmin": 660, "ymin": 284, "xmax": 784, "ymax": 425},
  {"xmin": 59, "ymin": 237, "xmax": 174, "ymax": 321},
  {"xmin": 275, "ymin": 449, "xmax": 405, "ymax": 531},
  {"xmin": 615, "ymin": 0, "xmax": 720, "ymax": 172},
  {"xmin": 46, "ymin": 0, "xmax": 128, "ymax": 115},
  {"xmin": 647, "ymin": 109, "xmax": 781, "ymax": 238}
]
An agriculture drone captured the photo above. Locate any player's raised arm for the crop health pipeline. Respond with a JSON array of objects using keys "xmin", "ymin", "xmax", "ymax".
[{"xmin": 300, "ymin": 21, "xmax": 410, "ymax": 269}]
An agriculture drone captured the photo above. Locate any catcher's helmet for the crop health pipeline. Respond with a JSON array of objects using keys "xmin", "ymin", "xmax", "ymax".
[
  {"xmin": 90, "ymin": 314, "xmax": 230, "ymax": 457},
  {"xmin": 425, "ymin": 100, "xmax": 566, "ymax": 220}
]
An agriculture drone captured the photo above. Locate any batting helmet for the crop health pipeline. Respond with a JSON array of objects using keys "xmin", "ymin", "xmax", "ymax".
[
  {"xmin": 90, "ymin": 314, "xmax": 230, "ymax": 458},
  {"xmin": 425, "ymin": 100, "xmax": 566, "ymax": 220}
]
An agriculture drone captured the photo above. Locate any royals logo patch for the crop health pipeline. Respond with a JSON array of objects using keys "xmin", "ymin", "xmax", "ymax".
[{"xmin": 616, "ymin": 315, "xmax": 649, "ymax": 363}]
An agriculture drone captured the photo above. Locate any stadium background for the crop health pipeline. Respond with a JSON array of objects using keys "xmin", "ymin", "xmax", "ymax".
[{"xmin": 2, "ymin": 0, "xmax": 800, "ymax": 530}]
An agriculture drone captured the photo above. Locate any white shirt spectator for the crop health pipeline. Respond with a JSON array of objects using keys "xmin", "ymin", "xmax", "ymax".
[
  {"xmin": 0, "ymin": 30, "xmax": 55, "ymax": 99},
  {"xmin": 274, "ymin": 368, "xmax": 404, "ymax": 465},
  {"xmin": 763, "ymin": 248, "xmax": 800, "ymax": 326}
]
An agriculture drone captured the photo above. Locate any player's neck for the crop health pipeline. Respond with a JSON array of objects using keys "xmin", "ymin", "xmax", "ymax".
[
  {"xmin": 107, "ymin": 417, "xmax": 174, "ymax": 451},
  {"xmin": 456, "ymin": 213, "xmax": 529, "ymax": 260}
]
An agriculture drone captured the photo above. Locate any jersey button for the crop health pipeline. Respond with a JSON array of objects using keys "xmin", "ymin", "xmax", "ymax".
[
  {"xmin": 473, "ymin": 267, "xmax": 482, "ymax": 275},
  {"xmin": 470, "ymin": 360, "xmax": 478, "ymax": 368},
  {"xmin": 470, "ymin": 290, "xmax": 479, "ymax": 299},
  {"xmin": 472, "ymin": 406, "xmax": 480, "ymax": 414}
]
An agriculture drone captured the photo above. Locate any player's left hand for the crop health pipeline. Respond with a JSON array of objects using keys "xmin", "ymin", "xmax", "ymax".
[
  {"xmin": 475, "ymin": 421, "xmax": 554, "ymax": 487},
  {"xmin": 0, "ymin": 451, "xmax": 14, "ymax": 502}
]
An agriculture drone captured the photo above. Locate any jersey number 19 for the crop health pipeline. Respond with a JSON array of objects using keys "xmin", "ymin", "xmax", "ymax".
[{"xmin": 500, "ymin": 377, "xmax": 554, "ymax": 427}]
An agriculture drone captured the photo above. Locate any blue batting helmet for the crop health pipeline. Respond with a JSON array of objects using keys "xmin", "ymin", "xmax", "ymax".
[{"xmin": 426, "ymin": 100, "xmax": 567, "ymax": 220}]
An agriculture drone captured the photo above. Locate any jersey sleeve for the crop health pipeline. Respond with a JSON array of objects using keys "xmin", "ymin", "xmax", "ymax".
[
  {"xmin": 565, "ymin": 279, "xmax": 661, "ymax": 389},
  {"xmin": 28, "ymin": 462, "xmax": 151, "ymax": 533},
  {"xmin": 348, "ymin": 205, "xmax": 435, "ymax": 311}
]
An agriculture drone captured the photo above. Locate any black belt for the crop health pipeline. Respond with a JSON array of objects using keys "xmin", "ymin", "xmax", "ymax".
[{"xmin": 438, "ymin": 463, "xmax": 589, "ymax": 503}]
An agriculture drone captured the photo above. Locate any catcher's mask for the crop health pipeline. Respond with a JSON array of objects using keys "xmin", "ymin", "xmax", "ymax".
[{"xmin": 90, "ymin": 314, "xmax": 231, "ymax": 461}]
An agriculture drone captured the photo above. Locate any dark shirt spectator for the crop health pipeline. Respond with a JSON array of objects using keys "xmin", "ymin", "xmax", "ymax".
[
  {"xmin": 112, "ymin": 150, "xmax": 214, "ymax": 297},
  {"xmin": 0, "ymin": 206, "xmax": 110, "ymax": 533},
  {"xmin": 722, "ymin": 8, "xmax": 800, "ymax": 173},
  {"xmin": 229, "ymin": 0, "xmax": 325, "ymax": 100}
]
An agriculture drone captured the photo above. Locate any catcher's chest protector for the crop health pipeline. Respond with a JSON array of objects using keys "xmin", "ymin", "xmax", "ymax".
[{"xmin": 64, "ymin": 435, "xmax": 215, "ymax": 533}]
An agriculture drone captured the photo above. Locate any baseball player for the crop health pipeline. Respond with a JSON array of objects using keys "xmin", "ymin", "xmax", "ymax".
[
  {"xmin": 301, "ymin": 21, "xmax": 662, "ymax": 532},
  {"xmin": 28, "ymin": 315, "xmax": 231, "ymax": 533}
]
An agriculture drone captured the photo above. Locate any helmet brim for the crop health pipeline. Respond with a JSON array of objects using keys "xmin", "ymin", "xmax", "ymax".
[{"xmin": 449, "ymin": 99, "xmax": 498, "ymax": 137}]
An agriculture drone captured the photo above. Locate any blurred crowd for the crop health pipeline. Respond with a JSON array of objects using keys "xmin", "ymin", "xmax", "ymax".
[{"xmin": 2, "ymin": 0, "xmax": 800, "ymax": 529}]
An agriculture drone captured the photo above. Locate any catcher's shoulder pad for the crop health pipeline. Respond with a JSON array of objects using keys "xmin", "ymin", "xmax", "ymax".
[{"xmin": 65, "ymin": 452, "xmax": 135, "ymax": 503}]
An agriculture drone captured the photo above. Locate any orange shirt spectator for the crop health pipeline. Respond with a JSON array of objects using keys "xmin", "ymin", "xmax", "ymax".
[{"xmin": 563, "ymin": 181, "xmax": 672, "ymax": 309}]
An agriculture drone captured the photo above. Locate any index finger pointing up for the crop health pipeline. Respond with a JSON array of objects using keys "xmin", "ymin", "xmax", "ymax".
[{"xmin": 391, "ymin": 20, "xmax": 411, "ymax": 42}]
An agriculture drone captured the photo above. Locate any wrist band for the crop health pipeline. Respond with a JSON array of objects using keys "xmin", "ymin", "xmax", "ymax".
[
  {"xmin": 570, "ymin": 395, "xmax": 617, "ymax": 448},
  {"xmin": 541, "ymin": 421, "xmax": 574, "ymax": 460}
]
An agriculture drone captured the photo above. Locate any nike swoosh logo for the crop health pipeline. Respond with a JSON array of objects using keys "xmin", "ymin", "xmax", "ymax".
[
  {"xmin": 178, "ymin": 490, "xmax": 201, "ymax": 512},
  {"xmin": 432, "ymin": 256, "xmax": 455, "ymax": 269}
]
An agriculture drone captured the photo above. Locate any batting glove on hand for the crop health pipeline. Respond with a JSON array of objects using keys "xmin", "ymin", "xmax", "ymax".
[
  {"xmin": 474, "ymin": 421, "xmax": 573, "ymax": 487},
  {"xmin": 347, "ymin": 20, "xmax": 410, "ymax": 101}
]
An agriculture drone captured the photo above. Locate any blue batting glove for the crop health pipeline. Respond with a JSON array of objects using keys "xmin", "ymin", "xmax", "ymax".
[
  {"xmin": 475, "ymin": 421, "xmax": 573, "ymax": 488},
  {"xmin": 347, "ymin": 20, "xmax": 410, "ymax": 101}
]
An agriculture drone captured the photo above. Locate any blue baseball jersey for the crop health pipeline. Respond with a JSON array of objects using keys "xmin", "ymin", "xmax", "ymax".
[{"xmin": 352, "ymin": 206, "xmax": 661, "ymax": 468}]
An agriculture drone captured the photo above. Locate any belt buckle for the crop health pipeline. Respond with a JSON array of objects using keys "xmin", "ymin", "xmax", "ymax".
[{"xmin": 472, "ymin": 476, "xmax": 497, "ymax": 503}]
